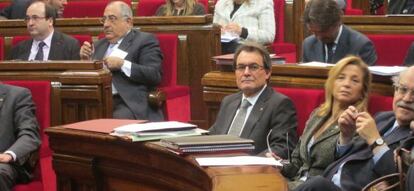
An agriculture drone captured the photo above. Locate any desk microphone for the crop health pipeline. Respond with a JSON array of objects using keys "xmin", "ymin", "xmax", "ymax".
[{"xmin": 266, "ymin": 129, "xmax": 290, "ymax": 165}]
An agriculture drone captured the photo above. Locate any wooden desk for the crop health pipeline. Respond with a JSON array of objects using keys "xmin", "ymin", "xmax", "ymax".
[
  {"xmin": 202, "ymin": 64, "xmax": 394, "ymax": 127},
  {"xmin": 46, "ymin": 125, "xmax": 287, "ymax": 191},
  {"xmin": 0, "ymin": 61, "xmax": 112, "ymax": 126}
]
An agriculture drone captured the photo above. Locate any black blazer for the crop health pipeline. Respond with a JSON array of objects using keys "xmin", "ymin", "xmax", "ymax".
[
  {"xmin": 8, "ymin": 31, "xmax": 81, "ymax": 60},
  {"xmin": 302, "ymin": 25, "xmax": 377, "ymax": 66},
  {"xmin": 323, "ymin": 111, "xmax": 412, "ymax": 191},
  {"xmin": 209, "ymin": 86, "xmax": 298, "ymax": 157},
  {"xmin": 0, "ymin": 0, "xmax": 32, "ymax": 19},
  {"xmin": 92, "ymin": 29, "xmax": 163, "ymax": 121}
]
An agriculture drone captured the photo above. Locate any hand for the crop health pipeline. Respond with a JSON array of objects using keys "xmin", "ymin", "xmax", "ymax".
[
  {"xmin": 80, "ymin": 41, "xmax": 94, "ymax": 60},
  {"xmin": 338, "ymin": 106, "xmax": 358, "ymax": 144},
  {"xmin": 103, "ymin": 56, "xmax": 124, "ymax": 71},
  {"xmin": 0, "ymin": 153, "xmax": 13, "ymax": 163},
  {"xmin": 223, "ymin": 23, "xmax": 242, "ymax": 36},
  {"xmin": 265, "ymin": 152, "xmax": 282, "ymax": 160},
  {"xmin": 355, "ymin": 112, "xmax": 381, "ymax": 145}
]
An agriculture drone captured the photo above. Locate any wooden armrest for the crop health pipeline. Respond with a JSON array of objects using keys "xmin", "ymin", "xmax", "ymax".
[{"xmin": 148, "ymin": 89, "xmax": 166, "ymax": 109}]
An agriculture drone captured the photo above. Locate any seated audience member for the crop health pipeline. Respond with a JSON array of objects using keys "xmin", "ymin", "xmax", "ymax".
[
  {"xmin": 8, "ymin": 1, "xmax": 80, "ymax": 60},
  {"xmin": 209, "ymin": 42, "xmax": 298, "ymax": 156},
  {"xmin": 389, "ymin": 0, "xmax": 414, "ymax": 14},
  {"xmin": 403, "ymin": 42, "xmax": 414, "ymax": 66},
  {"xmin": 80, "ymin": 1, "xmax": 164, "ymax": 121},
  {"xmin": 0, "ymin": 0, "xmax": 67, "ymax": 20},
  {"xmin": 294, "ymin": 66, "xmax": 414, "ymax": 191},
  {"xmin": 302, "ymin": 0, "xmax": 377, "ymax": 66},
  {"xmin": 155, "ymin": 0, "xmax": 205, "ymax": 16},
  {"xmin": 0, "ymin": 83, "xmax": 41, "ymax": 191},
  {"xmin": 277, "ymin": 56, "xmax": 371, "ymax": 190},
  {"xmin": 213, "ymin": 0, "xmax": 275, "ymax": 54}
]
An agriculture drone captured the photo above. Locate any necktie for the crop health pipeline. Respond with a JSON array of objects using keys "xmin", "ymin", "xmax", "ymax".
[
  {"xmin": 228, "ymin": 99, "xmax": 251, "ymax": 136},
  {"xmin": 326, "ymin": 42, "xmax": 335, "ymax": 63},
  {"xmin": 34, "ymin": 41, "xmax": 46, "ymax": 61}
]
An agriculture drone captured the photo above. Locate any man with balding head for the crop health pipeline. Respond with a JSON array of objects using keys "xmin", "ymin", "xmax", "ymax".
[
  {"xmin": 80, "ymin": 1, "xmax": 163, "ymax": 121},
  {"xmin": 8, "ymin": 1, "xmax": 79, "ymax": 60},
  {"xmin": 294, "ymin": 66, "xmax": 414, "ymax": 191}
]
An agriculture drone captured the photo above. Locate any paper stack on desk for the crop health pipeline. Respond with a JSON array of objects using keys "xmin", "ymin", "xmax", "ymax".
[
  {"xmin": 111, "ymin": 121, "xmax": 208, "ymax": 142},
  {"xmin": 195, "ymin": 156, "xmax": 282, "ymax": 167}
]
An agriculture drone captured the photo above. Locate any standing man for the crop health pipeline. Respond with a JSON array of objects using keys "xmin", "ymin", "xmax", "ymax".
[
  {"xmin": 0, "ymin": 0, "xmax": 67, "ymax": 20},
  {"xmin": 8, "ymin": 1, "xmax": 80, "ymax": 60},
  {"xmin": 294, "ymin": 66, "xmax": 414, "ymax": 191},
  {"xmin": 80, "ymin": 1, "xmax": 163, "ymax": 121},
  {"xmin": 0, "ymin": 83, "xmax": 41, "ymax": 191},
  {"xmin": 302, "ymin": 0, "xmax": 377, "ymax": 66},
  {"xmin": 209, "ymin": 42, "xmax": 298, "ymax": 156}
]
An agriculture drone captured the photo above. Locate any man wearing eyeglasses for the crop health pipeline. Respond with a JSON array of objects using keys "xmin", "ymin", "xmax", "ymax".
[
  {"xmin": 8, "ymin": 1, "xmax": 80, "ymax": 61},
  {"xmin": 79, "ymin": 1, "xmax": 163, "ymax": 121},
  {"xmin": 208, "ymin": 42, "xmax": 298, "ymax": 156},
  {"xmin": 294, "ymin": 66, "xmax": 414, "ymax": 191}
]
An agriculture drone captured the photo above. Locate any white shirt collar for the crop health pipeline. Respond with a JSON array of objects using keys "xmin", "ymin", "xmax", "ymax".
[
  {"xmin": 242, "ymin": 84, "xmax": 267, "ymax": 106},
  {"xmin": 333, "ymin": 25, "xmax": 343, "ymax": 45},
  {"xmin": 34, "ymin": 30, "xmax": 54, "ymax": 48}
]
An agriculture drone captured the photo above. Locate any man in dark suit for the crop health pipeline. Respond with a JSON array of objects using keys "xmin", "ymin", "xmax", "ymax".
[
  {"xmin": 8, "ymin": 1, "xmax": 79, "ymax": 60},
  {"xmin": 80, "ymin": 1, "xmax": 163, "ymax": 121},
  {"xmin": 208, "ymin": 42, "xmax": 298, "ymax": 156},
  {"xmin": 0, "ymin": 84, "xmax": 41, "ymax": 191},
  {"xmin": 388, "ymin": 0, "xmax": 414, "ymax": 14},
  {"xmin": 0, "ymin": 0, "xmax": 67, "ymax": 19},
  {"xmin": 294, "ymin": 66, "xmax": 414, "ymax": 191},
  {"xmin": 302, "ymin": 0, "xmax": 377, "ymax": 66}
]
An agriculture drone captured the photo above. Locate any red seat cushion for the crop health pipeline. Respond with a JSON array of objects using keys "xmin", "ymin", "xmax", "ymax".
[
  {"xmin": 367, "ymin": 34, "xmax": 414, "ymax": 66},
  {"xmin": 368, "ymin": 94, "xmax": 394, "ymax": 116},
  {"xmin": 271, "ymin": 0, "xmax": 296, "ymax": 62}
]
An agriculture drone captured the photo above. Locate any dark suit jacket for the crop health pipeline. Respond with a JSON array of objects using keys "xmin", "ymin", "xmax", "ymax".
[
  {"xmin": 282, "ymin": 108, "xmax": 340, "ymax": 189},
  {"xmin": 322, "ymin": 111, "xmax": 412, "ymax": 191},
  {"xmin": 302, "ymin": 25, "xmax": 377, "ymax": 66},
  {"xmin": 8, "ymin": 31, "xmax": 80, "ymax": 60},
  {"xmin": 93, "ymin": 29, "xmax": 163, "ymax": 121},
  {"xmin": 0, "ymin": 0, "xmax": 32, "ymax": 19},
  {"xmin": 208, "ymin": 86, "xmax": 298, "ymax": 157},
  {"xmin": 0, "ymin": 84, "xmax": 41, "ymax": 182},
  {"xmin": 403, "ymin": 42, "xmax": 414, "ymax": 66},
  {"xmin": 388, "ymin": 0, "xmax": 414, "ymax": 14}
]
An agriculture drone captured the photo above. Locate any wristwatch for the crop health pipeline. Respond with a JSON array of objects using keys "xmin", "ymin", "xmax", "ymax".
[{"xmin": 370, "ymin": 138, "xmax": 385, "ymax": 150}]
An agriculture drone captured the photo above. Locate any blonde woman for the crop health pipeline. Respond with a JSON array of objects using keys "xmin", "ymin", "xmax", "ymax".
[
  {"xmin": 155, "ymin": 0, "xmax": 205, "ymax": 16},
  {"xmin": 278, "ymin": 56, "xmax": 372, "ymax": 190}
]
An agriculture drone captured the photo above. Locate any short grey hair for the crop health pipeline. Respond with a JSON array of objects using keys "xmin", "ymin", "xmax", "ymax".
[{"xmin": 392, "ymin": 69, "xmax": 408, "ymax": 86}]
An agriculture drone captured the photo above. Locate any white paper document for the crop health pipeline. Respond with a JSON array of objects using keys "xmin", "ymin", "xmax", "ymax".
[
  {"xmin": 195, "ymin": 156, "xmax": 282, "ymax": 167},
  {"xmin": 298, "ymin": 62, "xmax": 335, "ymax": 67},
  {"xmin": 368, "ymin": 66, "xmax": 407, "ymax": 76},
  {"xmin": 109, "ymin": 48, "xmax": 128, "ymax": 59},
  {"xmin": 221, "ymin": 31, "xmax": 239, "ymax": 43},
  {"xmin": 114, "ymin": 121, "xmax": 197, "ymax": 134}
]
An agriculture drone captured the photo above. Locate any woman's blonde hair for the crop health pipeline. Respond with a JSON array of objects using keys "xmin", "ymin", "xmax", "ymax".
[
  {"xmin": 164, "ymin": 0, "xmax": 197, "ymax": 16},
  {"xmin": 318, "ymin": 56, "xmax": 372, "ymax": 116}
]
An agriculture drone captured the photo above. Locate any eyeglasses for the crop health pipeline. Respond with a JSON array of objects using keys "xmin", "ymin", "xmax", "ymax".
[
  {"xmin": 394, "ymin": 84, "xmax": 414, "ymax": 98},
  {"xmin": 100, "ymin": 15, "xmax": 127, "ymax": 24},
  {"xmin": 234, "ymin": 64, "xmax": 265, "ymax": 72},
  {"xmin": 24, "ymin": 15, "xmax": 46, "ymax": 23}
]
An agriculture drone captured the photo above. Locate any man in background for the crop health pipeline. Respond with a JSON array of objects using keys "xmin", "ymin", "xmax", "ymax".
[
  {"xmin": 209, "ymin": 42, "xmax": 298, "ymax": 156},
  {"xmin": 8, "ymin": 1, "xmax": 80, "ymax": 60},
  {"xmin": 0, "ymin": 0, "xmax": 67, "ymax": 19}
]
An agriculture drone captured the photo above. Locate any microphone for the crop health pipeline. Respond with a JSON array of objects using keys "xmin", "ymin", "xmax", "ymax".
[{"xmin": 266, "ymin": 129, "xmax": 290, "ymax": 165}]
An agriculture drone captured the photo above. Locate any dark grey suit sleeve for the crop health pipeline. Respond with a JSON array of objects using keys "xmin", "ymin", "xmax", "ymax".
[
  {"xmin": 359, "ymin": 40, "xmax": 377, "ymax": 66},
  {"xmin": 9, "ymin": 88, "xmax": 41, "ymax": 165},
  {"xmin": 129, "ymin": 34, "xmax": 162, "ymax": 86},
  {"xmin": 67, "ymin": 37, "xmax": 81, "ymax": 60},
  {"xmin": 403, "ymin": 42, "xmax": 414, "ymax": 66}
]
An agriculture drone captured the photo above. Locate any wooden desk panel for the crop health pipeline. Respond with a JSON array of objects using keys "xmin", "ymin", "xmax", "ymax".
[
  {"xmin": 46, "ymin": 125, "xmax": 287, "ymax": 191},
  {"xmin": 0, "ymin": 61, "xmax": 112, "ymax": 126}
]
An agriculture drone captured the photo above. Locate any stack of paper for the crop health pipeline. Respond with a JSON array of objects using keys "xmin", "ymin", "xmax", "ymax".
[
  {"xmin": 195, "ymin": 156, "xmax": 282, "ymax": 167},
  {"xmin": 298, "ymin": 62, "xmax": 335, "ymax": 67},
  {"xmin": 368, "ymin": 66, "xmax": 407, "ymax": 76},
  {"xmin": 111, "ymin": 121, "xmax": 208, "ymax": 142}
]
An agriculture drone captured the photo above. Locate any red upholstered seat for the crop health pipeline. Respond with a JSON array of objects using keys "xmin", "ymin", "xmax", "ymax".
[
  {"xmin": 0, "ymin": 37, "xmax": 4, "ymax": 60},
  {"xmin": 0, "ymin": 2, "xmax": 10, "ymax": 11},
  {"xmin": 367, "ymin": 34, "xmax": 414, "ymax": 66},
  {"xmin": 63, "ymin": 1, "xmax": 107, "ymax": 18},
  {"xmin": 3, "ymin": 81, "xmax": 55, "ymax": 191},
  {"xmin": 156, "ymin": 33, "xmax": 190, "ymax": 122},
  {"xmin": 274, "ymin": 87, "xmax": 325, "ymax": 136},
  {"xmin": 136, "ymin": 0, "xmax": 208, "ymax": 16},
  {"xmin": 271, "ymin": 0, "xmax": 297, "ymax": 63},
  {"xmin": 344, "ymin": 0, "xmax": 363, "ymax": 15},
  {"xmin": 368, "ymin": 94, "xmax": 394, "ymax": 116}
]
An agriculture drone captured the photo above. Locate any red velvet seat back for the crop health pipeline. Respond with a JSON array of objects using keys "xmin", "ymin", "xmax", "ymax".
[
  {"xmin": 0, "ymin": 2, "xmax": 10, "ymax": 11},
  {"xmin": 63, "ymin": 1, "xmax": 107, "ymax": 18},
  {"xmin": 274, "ymin": 87, "xmax": 325, "ymax": 136},
  {"xmin": 0, "ymin": 37, "xmax": 4, "ymax": 60},
  {"xmin": 137, "ymin": 0, "xmax": 208, "ymax": 16},
  {"xmin": 271, "ymin": 0, "xmax": 296, "ymax": 63},
  {"xmin": 369, "ymin": 94, "xmax": 394, "ymax": 116},
  {"xmin": 367, "ymin": 34, "xmax": 414, "ymax": 66},
  {"xmin": 155, "ymin": 33, "xmax": 178, "ymax": 87}
]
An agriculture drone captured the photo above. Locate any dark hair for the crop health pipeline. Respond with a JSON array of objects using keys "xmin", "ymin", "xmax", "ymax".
[
  {"xmin": 233, "ymin": 41, "xmax": 271, "ymax": 70},
  {"xmin": 303, "ymin": 0, "xmax": 342, "ymax": 32},
  {"xmin": 28, "ymin": 1, "xmax": 57, "ymax": 25}
]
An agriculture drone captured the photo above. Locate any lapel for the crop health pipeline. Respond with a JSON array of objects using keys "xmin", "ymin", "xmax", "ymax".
[
  {"xmin": 48, "ymin": 31, "xmax": 63, "ymax": 60},
  {"xmin": 0, "ymin": 85, "xmax": 7, "ymax": 110},
  {"xmin": 220, "ymin": 92, "xmax": 242, "ymax": 134},
  {"xmin": 314, "ymin": 40, "xmax": 325, "ymax": 62},
  {"xmin": 21, "ymin": 40, "xmax": 33, "ymax": 60},
  {"xmin": 117, "ymin": 30, "xmax": 135, "ymax": 54},
  {"xmin": 333, "ymin": 26, "xmax": 350, "ymax": 62},
  {"xmin": 93, "ymin": 30, "xmax": 136, "ymax": 60},
  {"xmin": 94, "ymin": 40, "xmax": 110, "ymax": 60},
  {"xmin": 240, "ymin": 86, "xmax": 271, "ymax": 138}
]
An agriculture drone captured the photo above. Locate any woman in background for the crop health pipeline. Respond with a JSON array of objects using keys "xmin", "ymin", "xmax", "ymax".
[
  {"xmin": 155, "ymin": 0, "xmax": 205, "ymax": 16},
  {"xmin": 276, "ymin": 56, "xmax": 372, "ymax": 190}
]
